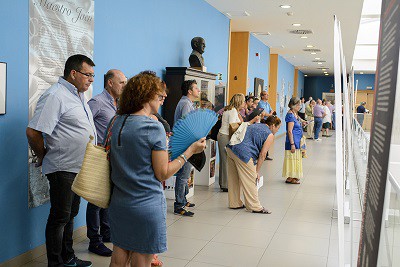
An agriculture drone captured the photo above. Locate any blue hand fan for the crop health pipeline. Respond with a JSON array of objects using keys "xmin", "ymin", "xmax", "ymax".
[{"xmin": 170, "ymin": 109, "xmax": 218, "ymax": 171}]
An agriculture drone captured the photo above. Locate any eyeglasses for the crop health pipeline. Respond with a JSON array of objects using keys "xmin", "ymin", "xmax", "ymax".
[
  {"xmin": 158, "ymin": 94, "xmax": 167, "ymax": 101},
  {"xmin": 75, "ymin": 70, "xmax": 95, "ymax": 78}
]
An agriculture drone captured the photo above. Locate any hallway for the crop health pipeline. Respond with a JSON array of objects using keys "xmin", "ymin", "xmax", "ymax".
[{"xmin": 22, "ymin": 133, "xmax": 339, "ymax": 267}]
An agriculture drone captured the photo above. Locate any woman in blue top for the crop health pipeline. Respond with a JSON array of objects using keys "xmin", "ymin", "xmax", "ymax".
[
  {"xmin": 226, "ymin": 116, "xmax": 281, "ymax": 214},
  {"xmin": 282, "ymin": 97, "xmax": 305, "ymax": 184},
  {"xmin": 108, "ymin": 72, "xmax": 206, "ymax": 267}
]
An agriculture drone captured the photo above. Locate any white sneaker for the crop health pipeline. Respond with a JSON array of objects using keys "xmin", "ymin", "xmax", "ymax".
[{"xmin": 315, "ymin": 138, "xmax": 322, "ymax": 141}]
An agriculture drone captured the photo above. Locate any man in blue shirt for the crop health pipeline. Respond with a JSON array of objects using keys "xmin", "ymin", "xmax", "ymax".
[
  {"xmin": 356, "ymin": 101, "xmax": 367, "ymax": 127},
  {"xmin": 86, "ymin": 69, "xmax": 127, "ymax": 257},
  {"xmin": 257, "ymin": 90, "xmax": 274, "ymax": 160},
  {"xmin": 26, "ymin": 54, "xmax": 96, "ymax": 267},
  {"xmin": 173, "ymin": 80, "xmax": 199, "ymax": 216}
]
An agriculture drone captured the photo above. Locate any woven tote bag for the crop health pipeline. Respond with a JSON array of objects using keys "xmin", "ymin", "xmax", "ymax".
[{"xmin": 72, "ymin": 135, "xmax": 111, "ymax": 208}]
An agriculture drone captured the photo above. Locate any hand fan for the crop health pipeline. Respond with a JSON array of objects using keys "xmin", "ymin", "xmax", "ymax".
[{"xmin": 170, "ymin": 109, "xmax": 218, "ymax": 171}]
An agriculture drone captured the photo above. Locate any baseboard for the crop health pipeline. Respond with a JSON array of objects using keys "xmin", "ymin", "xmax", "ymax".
[{"xmin": 0, "ymin": 226, "xmax": 87, "ymax": 267}]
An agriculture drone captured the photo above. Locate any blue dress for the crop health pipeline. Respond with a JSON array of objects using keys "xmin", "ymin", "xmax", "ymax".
[
  {"xmin": 285, "ymin": 113, "xmax": 302, "ymax": 150},
  {"xmin": 108, "ymin": 115, "xmax": 167, "ymax": 254}
]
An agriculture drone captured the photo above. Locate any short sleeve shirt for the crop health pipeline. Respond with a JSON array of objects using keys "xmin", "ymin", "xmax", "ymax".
[
  {"xmin": 257, "ymin": 100, "xmax": 272, "ymax": 114},
  {"xmin": 28, "ymin": 77, "xmax": 96, "ymax": 174},
  {"xmin": 285, "ymin": 113, "xmax": 303, "ymax": 150},
  {"xmin": 174, "ymin": 96, "xmax": 195, "ymax": 127},
  {"xmin": 313, "ymin": 104, "xmax": 325, "ymax": 118},
  {"xmin": 357, "ymin": 105, "xmax": 366, "ymax": 113}
]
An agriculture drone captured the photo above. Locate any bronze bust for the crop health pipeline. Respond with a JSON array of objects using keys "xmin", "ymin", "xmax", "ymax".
[{"xmin": 189, "ymin": 37, "xmax": 205, "ymax": 67}]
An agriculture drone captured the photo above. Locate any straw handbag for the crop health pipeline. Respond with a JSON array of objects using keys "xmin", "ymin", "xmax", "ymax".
[{"xmin": 72, "ymin": 117, "xmax": 117, "ymax": 208}]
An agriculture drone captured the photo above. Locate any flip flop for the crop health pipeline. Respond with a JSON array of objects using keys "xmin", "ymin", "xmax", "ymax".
[
  {"xmin": 252, "ymin": 207, "xmax": 272, "ymax": 214},
  {"xmin": 151, "ymin": 254, "xmax": 163, "ymax": 266}
]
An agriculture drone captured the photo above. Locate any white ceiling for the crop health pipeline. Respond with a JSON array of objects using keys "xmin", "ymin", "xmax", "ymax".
[{"xmin": 205, "ymin": 0, "xmax": 365, "ymax": 76}]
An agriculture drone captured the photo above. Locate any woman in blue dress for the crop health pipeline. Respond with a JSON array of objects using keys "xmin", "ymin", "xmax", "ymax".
[
  {"xmin": 282, "ymin": 97, "xmax": 305, "ymax": 184},
  {"xmin": 108, "ymin": 72, "xmax": 206, "ymax": 267}
]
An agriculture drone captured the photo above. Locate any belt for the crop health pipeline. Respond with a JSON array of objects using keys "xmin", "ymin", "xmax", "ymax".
[{"xmin": 314, "ymin": 116, "xmax": 322, "ymax": 118}]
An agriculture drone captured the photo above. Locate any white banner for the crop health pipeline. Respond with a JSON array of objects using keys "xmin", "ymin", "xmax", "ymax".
[{"xmin": 28, "ymin": 0, "xmax": 94, "ymax": 208}]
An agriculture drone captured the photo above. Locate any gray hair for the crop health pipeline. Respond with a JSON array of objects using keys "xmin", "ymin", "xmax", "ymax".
[{"xmin": 288, "ymin": 97, "xmax": 301, "ymax": 109}]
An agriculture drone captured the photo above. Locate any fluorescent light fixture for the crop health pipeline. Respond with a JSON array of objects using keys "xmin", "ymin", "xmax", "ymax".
[
  {"xmin": 300, "ymin": 36, "xmax": 308, "ymax": 39},
  {"xmin": 304, "ymin": 75, "xmax": 308, "ymax": 77},
  {"xmin": 360, "ymin": 72, "xmax": 364, "ymax": 74},
  {"xmin": 311, "ymin": 52, "xmax": 317, "ymax": 55},
  {"xmin": 317, "ymin": 62, "xmax": 323, "ymax": 65},
  {"xmin": 325, "ymin": 73, "xmax": 329, "ymax": 76},
  {"xmin": 292, "ymin": 23, "xmax": 301, "ymax": 27},
  {"xmin": 324, "ymin": 71, "xmax": 328, "ymax": 74},
  {"xmin": 306, "ymin": 45, "xmax": 314, "ymax": 48},
  {"xmin": 280, "ymin": 5, "xmax": 291, "ymax": 9},
  {"xmin": 322, "ymin": 69, "xmax": 326, "ymax": 71},
  {"xmin": 315, "ymin": 57, "xmax": 320, "ymax": 60}
]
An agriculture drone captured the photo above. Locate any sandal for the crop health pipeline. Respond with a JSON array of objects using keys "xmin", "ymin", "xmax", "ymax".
[
  {"xmin": 285, "ymin": 178, "xmax": 293, "ymax": 183},
  {"xmin": 230, "ymin": 205, "xmax": 245, "ymax": 210},
  {"xmin": 291, "ymin": 178, "xmax": 300, "ymax": 184},
  {"xmin": 252, "ymin": 207, "xmax": 272, "ymax": 214},
  {"xmin": 151, "ymin": 254, "xmax": 163, "ymax": 266}
]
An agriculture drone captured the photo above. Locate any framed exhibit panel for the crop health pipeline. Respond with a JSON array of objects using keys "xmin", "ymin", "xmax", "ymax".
[
  {"xmin": 254, "ymin": 77, "xmax": 264, "ymax": 98},
  {"xmin": 0, "ymin": 62, "xmax": 6, "ymax": 115}
]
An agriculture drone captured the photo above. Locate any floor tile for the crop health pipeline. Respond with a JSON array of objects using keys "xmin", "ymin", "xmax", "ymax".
[
  {"xmin": 160, "ymin": 236, "xmax": 208, "ymax": 261},
  {"xmin": 156, "ymin": 256, "xmax": 188, "ymax": 267},
  {"xmin": 227, "ymin": 211, "xmax": 283, "ymax": 231},
  {"xmin": 211, "ymin": 226, "xmax": 274, "ymax": 248},
  {"xmin": 258, "ymin": 249, "xmax": 328, "ymax": 267},
  {"xmin": 192, "ymin": 241, "xmax": 264, "ymax": 267},
  {"xmin": 167, "ymin": 220, "xmax": 223, "ymax": 241},
  {"xmin": 180, "ymin": 209, "xmax": 237, "ymax": 226},
  {"xmin": 277, "ymin": 220, "xmax": 331, "ymax": 239},
  {"xmin": 268, "ymin": 233, "xmax": 329, "ymax": 257},
  {"xmin": 283, "ymin": 209, "xmax": 333, "ymax": 225}
]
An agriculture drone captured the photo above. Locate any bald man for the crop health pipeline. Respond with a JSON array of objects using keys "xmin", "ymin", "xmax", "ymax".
[{"xmin": 86, "ymin": 69, "xmax": 127, "ymax": 256}]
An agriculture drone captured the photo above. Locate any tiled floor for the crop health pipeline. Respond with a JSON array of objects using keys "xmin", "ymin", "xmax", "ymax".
[{"xmin": 22, "ymin": 133, "xmax": 341, "ymax": 267}]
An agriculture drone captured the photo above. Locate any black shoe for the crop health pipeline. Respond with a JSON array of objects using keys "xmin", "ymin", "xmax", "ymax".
[
  {"xmin": 185, "ymin": 202, "xmax": 195, "ymax": 207},
  {"xmin": 102, "ymin": 237, "xmax": 111, "ymax": 243},
  {"xmin": 265, "ymin": 156, "xmax": 273, "ymax": 161},
  {"xmin": 88, "ymin": 243, "xmax": 113, "ymax": 257},
  {"xmin": 64, "ymin": 256, "xmax": 92, "ymax": 267},
  {"xmin": 174, "ymin": 208, "xmax": 194, "ymax": 216},
  {"xmin": 221, "ymin": 188, "xmax": 228, "ymax": 192}
]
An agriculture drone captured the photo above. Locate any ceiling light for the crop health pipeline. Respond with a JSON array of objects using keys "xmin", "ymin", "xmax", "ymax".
[
  {"xmin": 325, "ymin": 73, "xmax": 329, "ymax": 76},
  {"xmin": 304, "ymin": 75, "xmax": 308, "ymax": 77},
  {"xmin": 322, "ymin": 68, "xmax": 326, "ymax": 71},
  {"xmin": 324, "ymin": 71, "xmax": 328, "ymax": 74},
  {"xmin": 315, "ymin": 57, "xmax": 320, "ymax": 60},
  {"xmin": 311, "ymin": 52, "xmax": 316, "ymax": 55},
  {"xmin": 360, "ymin": 72, "xmax": 364, "ymax": 74},
  {"xmin": 300, "ymin": 36, "xmax": 308, "ymax": 39},
  {"xmin": 280, "ymin": 5, "xmax": 291, "ymax": 9},
  {"xmin": 306, "ymin": 45, "xmax": 314, "ymax": 48},
  {"xmin": 292, "ymin": 23, "xmax": 301, "ymax": 27},
  {"xmin": 317, "ymin": 62, "xmax": 323, "ymax": 65}
]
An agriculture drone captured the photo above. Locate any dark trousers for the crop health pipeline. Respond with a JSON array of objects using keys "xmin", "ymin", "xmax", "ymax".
[
  {"xmin": 314, "ymin": 117, "xmax": 323, "ymax": 139},
  {"xmin": 46, "ymin": 171, "xmax": 80, "ymax": 267},
  {"xmin": 298, "ymin": 112, "xmax": 306, "ymax": 120},
  {"xmin": 86, "ymin": 202, "xmax": 110, "ymax": 246}
]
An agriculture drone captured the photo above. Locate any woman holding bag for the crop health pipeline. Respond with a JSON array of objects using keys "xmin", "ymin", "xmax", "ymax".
[{"xmin": 108, "ymin": 71, "xmax": 206, "ymax": 267}]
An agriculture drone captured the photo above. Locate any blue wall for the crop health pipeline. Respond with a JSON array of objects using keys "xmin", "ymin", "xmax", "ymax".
[
  {"xmin": 304, "ymin": 76, "xmax": 335, "ymax": 100},
  {"xmin": 0, "ymin": 0, "xmax": 229, "ymax": 263},
  {"xmin": 247, "ymin": 35, "xmax": 270, "ymax": 96},
  {"xmin": 354, "ymin": 74, "xmax": 375, "ymax": 90},
  {"xmin": 276, "ymin": 56, "xmax": 295, "ymax": 135}
]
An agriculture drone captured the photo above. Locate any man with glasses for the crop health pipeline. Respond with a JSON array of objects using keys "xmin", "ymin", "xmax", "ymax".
[
  {"xmin": 173, "ymin": 80, "xmax": 199, "ymax": 216},
  {"xmin": 85, "ymin": 69, "xmax": 127, "ymax": 257},
  {"xmin": 26, "ymin": 54, "xmax": 96, "ymax": 267}
]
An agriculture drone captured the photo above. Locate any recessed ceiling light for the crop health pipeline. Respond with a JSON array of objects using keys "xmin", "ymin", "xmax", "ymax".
[
  {"xmin": 317, "ymin": 62, "xmax": 323, "ymax": 65},
  {"xmin": 280, "ymin": 5, "xmax": 291, "ymax": 9},
  {"xmin": 324, "ymin": 71, "xmax": 328, "ymax": 74},
  {"xmin": 304, "ymin": 75, "xmax": 308, "ymax": 77},
  {"xmin": 360, "ymin": 72, "xmax": 364, "ymax": 74},
  {"xmin": 325, "ymin": 73, "xmax": 329, "ymax": 76},
  {"xmin": 300, "ymin": 36, "xmax": 308, "ymax": 39},
  {"xmin": 311, "ymin": 52, "xmax": 317, "ymax": 55},
  {"xmin": 292, "ymin": 23, "xmax": 301, "ymax": 27},
  {"xmin": 315, "ymin": 57, "xmax": 320, "ymax": 60},
  {"xmin": 306, "ymin": 45, "xmax": 314, "ymax": 48}
]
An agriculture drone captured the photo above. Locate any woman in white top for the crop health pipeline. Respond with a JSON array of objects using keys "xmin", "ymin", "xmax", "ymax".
[
  {"xmin": 217, "ymin": 94, "xmax": 245, "ymax": 192},
  {"xmin": 322, "ymin": 100, "xmax": 332, "ymax": 137},
  {"xmin": 217, "ymin": 94, "xmax": 259, "ymax": 191}
]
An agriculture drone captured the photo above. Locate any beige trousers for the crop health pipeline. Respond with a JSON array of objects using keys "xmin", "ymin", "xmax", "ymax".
[
  {"xmin": 306, "ymin": 120, "xmax": 314, "ymax": 138},
  {"xmin": 226, "ymin": 148, "xmax": 263, "ymax": 211}
]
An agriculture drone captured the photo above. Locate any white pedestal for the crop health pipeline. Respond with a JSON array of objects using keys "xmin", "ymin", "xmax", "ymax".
[
  {"xmin": 163, "ymin": 167, "xmax": 195, "ymax": 200},
  {"xmin": 195, "ymin": 139, "xmax": 216, "ymax": 186}
]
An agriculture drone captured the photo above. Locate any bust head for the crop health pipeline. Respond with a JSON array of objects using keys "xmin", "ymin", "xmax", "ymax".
[{"xmin": 191, "ymin": 37, "xmax": 206, "ymax": 54}]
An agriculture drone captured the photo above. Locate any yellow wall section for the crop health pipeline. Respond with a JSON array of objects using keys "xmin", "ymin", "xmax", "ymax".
[
  {"xmin": 269, "ymin": 54, "xmax": 278, "ymax": 111},
  {"xmin": 293, "ymin": 69, "xmax": 298, "ymax": 97},
  {"xmin": 228, "ymin": 32, "xmax": 249, "ymax": 100}
]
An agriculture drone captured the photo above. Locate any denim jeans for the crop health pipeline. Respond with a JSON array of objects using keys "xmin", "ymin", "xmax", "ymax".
[
  {"xmin": 46, "ymin": 171, "xmax": 80, "ymax": 267},
  {"xmin": 86, "ymin": 203, "xmax": 110, "ymax": 246},
  {"xmin": 332, "ymin": 112, "xmax": 336, "ymax": 129},
  {"xmin": 174, "ymin": 162, "xmax": 191, "ymax": 210},
  {"xmin": 314, "ymin": 117, "xmax": 323, "ymax": 139}
]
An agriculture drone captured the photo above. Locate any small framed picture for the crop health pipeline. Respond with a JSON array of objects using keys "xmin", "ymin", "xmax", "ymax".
[
  {"xmin": 254, "ymin": 77, "xmax": 264, "ymax": 98},
  {"xmin": 0, "ymin": 62, "xmax": 6, "ymax": 115}
]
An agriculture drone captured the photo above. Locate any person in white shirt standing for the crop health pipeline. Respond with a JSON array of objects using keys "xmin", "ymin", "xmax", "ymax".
[{"xmin": 322, "ymin": 100, "xmax": 332, "ymax": 137}]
